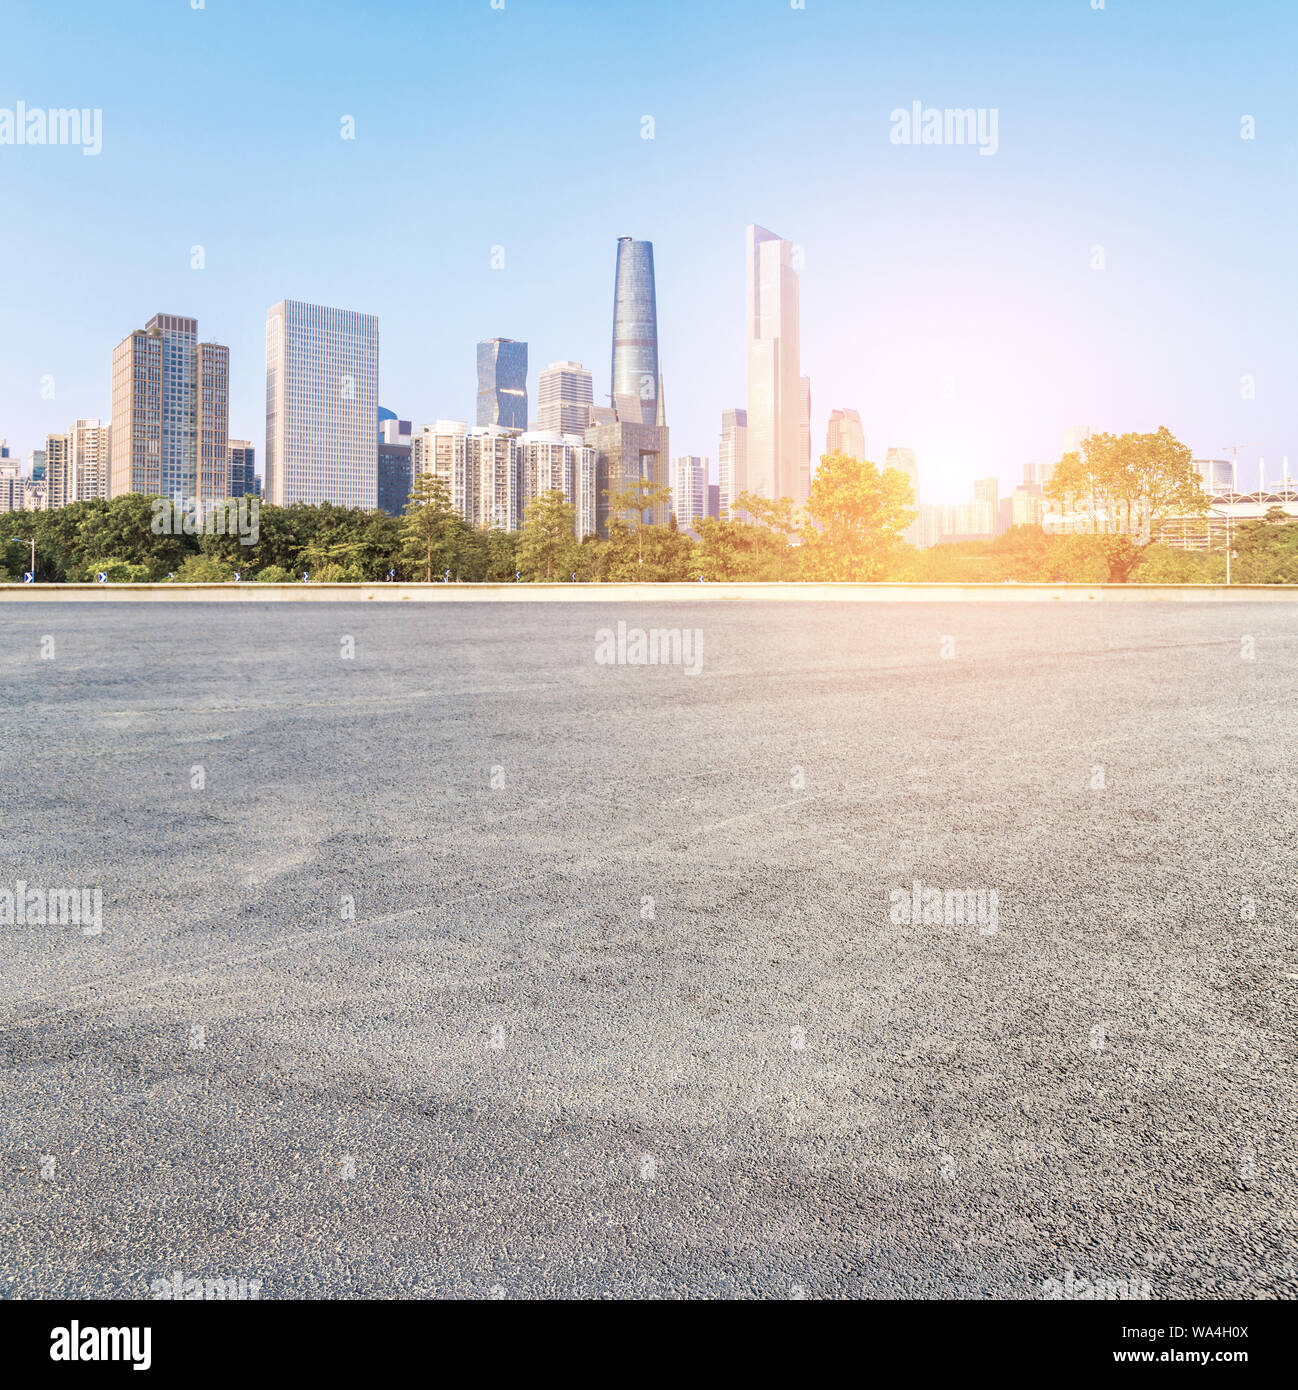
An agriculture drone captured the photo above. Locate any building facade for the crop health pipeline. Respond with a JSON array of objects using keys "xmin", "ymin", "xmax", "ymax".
[
  {"xmin": 537, "ymin": 360, "xmax": 593, "ymax": 436},
  {"xmin": 884, "ymin": 446, "xmax": 922, "ymax": 546},
  {"xmin": 265, "ymin": 300, "xmax": 378, "ymax": 508},
  {"xmin": 476, "ymin": 338, "xmax": 528, "ymax": 430},
  {"xmin": 826, "ymin": 408, "xmax": 865, "ymax": 460},
  {"xmin": 744, "ymin": 224, "xmax": 805, "ymax": 504},
  {"xmin": 376, "ymin": 416, "xmax": 412, "ymax": 516},
  {"xmin": 610, "ymin": 238, "xmax": 663, "ymax": 426},
  {"xmin": 718, "ymin": 407, "xmax": 747, "ymax": 520},
  {"xmin": 228, "ymin": 440, "xmax": 258, "ymax": 498},
  {"xmin": 671, "ymin": 455, "xmax": 707, "ymax": 530},
  {"xmin": 110, "ymin": 313, "xmax": 228, "ymax": 505}
]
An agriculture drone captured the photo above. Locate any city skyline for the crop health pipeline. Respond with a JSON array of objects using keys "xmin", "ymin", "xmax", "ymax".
[{"xmin": 3, "ymin": 0, "xmax": 1293, "ymax": 506}]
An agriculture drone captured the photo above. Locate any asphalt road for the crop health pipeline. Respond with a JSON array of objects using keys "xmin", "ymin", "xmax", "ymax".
[{"xmin": 1, "ymin": 601, "xmax": 1295, "ymax": 1299}]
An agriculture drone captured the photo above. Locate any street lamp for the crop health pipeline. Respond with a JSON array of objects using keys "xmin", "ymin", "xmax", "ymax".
[
  {"xmin": 9, "ymin": 535, "xmax": 35, "ymax": 581},
  {"xmin": 1209, "ymin": 507, "xmax": 1233, "ymax": 585}
]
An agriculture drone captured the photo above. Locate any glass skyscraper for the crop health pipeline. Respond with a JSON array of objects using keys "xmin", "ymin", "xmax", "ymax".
[
  {"xmin": 265, "ymin": 300, "xmax": 378, "ymax": 508},
  {"xmin": 610, "ymin": 238, "xmax": 663, "ymax": 427},
  {"xmin": 476, "ymin": 338, "xmax": 528, "ymax": 430}
]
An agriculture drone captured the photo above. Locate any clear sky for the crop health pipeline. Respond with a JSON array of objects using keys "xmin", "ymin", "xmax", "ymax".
[{"xmin": 2, "ymin": 0, "xmax": 1295, "ymax": 503}]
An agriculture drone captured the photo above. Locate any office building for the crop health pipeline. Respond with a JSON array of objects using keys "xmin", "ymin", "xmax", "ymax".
[
  {"xmin": 707, "ymin": 483, "xmax": 720, "ymax": 520},
  {"xmin": 610, "ymin": 238, "xmax": 664, "ymax": 427},
  {"xmin": 884, "ymin": 446, "xmax": 922, "ymax": 546},
  {"xmin": 477, "ymin": 338, "xmax": 528, "ymax": 430},
  {"xmin": 537, "ymin": 361, "xmax": 593, "ymax": 436},
  {"xmin": 826, "ymin": 408, "xmax": 865, "ymax": 460},
  {"xmin": 110, "ymin": 313, "xmax": 228, "ymax": 505},
  {"xmin": 265, "ymin": 300, "xmax": 378, "ymax": 508},
  {"xmin": 1193, "ymin": 458, "xmax": 1235, "ymax": 495},
  {"xmin": 671, "ymin": 455, "xmax": 707, "ymax": 530},
  {"xmin": 744, "ymin": 224, "xmax": 806, "ymax": 503},
  {"xmin": 377, "ymin": 415, "xmax": 412, "ymax": 516},
  {"xmin": 228, "ymin": 440, "xmax": 258, "ymax": 498},
  {"xmin": 718, "ymin": 407, "xmax": 747, "ymax": 520}
]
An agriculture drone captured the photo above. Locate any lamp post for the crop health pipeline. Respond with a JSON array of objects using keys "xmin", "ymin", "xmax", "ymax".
[{"xmin": 9, "ymin": 535, "xmax": 35, "ymax": 580}]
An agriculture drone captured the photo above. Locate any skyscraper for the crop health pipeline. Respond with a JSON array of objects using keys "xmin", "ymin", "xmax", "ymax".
[
  {"xmin": 744, "ymin": 224, "xmax": 805, "ymax": 503},
  {"xmin": 519, "ymin": 430, "xmax": 598, "ymax": 539},
  {"xmin": 537, "ymin": 361, "xmax": 593, "ymax": 435},
  {"xmin": 718, "ymin": 408, "xmax": 747, "ymax": 520},
  {"xmin": 826, "ymin": 408, "xmax": 865, "ymax": 460},
  {"xmin": 609, "ymin": 238, "xmax": 663, "ymax": 426},
  {"xmin": 265, "ymin": 300, "xmax": 378, "ymax": 508},
  {"xmin": 49, "ymin": 419, "xmax": 112, "ymax": 508},
  {"xmin": 377, "ymin": 415, "xmax": 412, "ymax": 516},
  {"xmin": 110, "ymin": 313, "xmax": 228, "ymax": 505},
  {"xmin": 228, "ymin": 440, "xmax": 258, "ymax": 498},
  {"xmin": 671, "ymin": 456, "xmax": 707, "ymax": 530},
  {"xmin": 589, "ymin": 236, "xmax": 670, "ymax": 535},
  {"xmin": 477, "ymin": 339, "xmax": 528, "ymax": 430}
]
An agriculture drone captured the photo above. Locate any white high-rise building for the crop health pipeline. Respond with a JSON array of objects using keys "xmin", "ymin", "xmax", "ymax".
[
  {"xmin": 671, "ymin": 455, "xmax": 707, "ymax": 530},
  {"xmin": 519, "ymin": 430, "xmax": 597, "ymax": 539},
  {"xmin": 744, "ymin": 224, "xmax": 805, "ymax": 504},
  {"xmin": 50, "ymin": 419, "xmax": 112, "ymax": 508},
  {"xmin": 536, "ymin": 361, "xmax": 593, "ymax": 437},
  {"xmin": 265, "ymin": 300, "xmax": 378, "ymax": 508},
  {"xmin": 1063, "ymin": 425, "xmax": 1092, "ymax": 456},
  {"xmin": 718, "ymin": 407, "xmax": 747, "ymax": 520}
]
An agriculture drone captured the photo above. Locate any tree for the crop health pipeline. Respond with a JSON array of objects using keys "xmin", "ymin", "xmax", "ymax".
[
  {"xmin": 604, "ymin": 479, "xmax": 673, "ymax": 570},
  {"xmin": 516, "ymin": 490, "xmax": 578, "ymax": 581},
  {"xmin": 800, "ymin": 452, "xmax": 917, "ymax": 581},
  {"xmin": 1045, "ymin": 428, "xmax": 1207, "ymax": 539},
  {"xmin": 400, "ymin": 473, "xmax": 466, "ymax": 581}
]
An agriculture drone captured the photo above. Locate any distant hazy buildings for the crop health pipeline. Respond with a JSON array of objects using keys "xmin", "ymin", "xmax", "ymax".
[
  {"xmin": 376, "ymin": 414, "xmax": 412, "ymax": 516},
  {"xmin": 718, "ymin": 407, "xmax": 747, "ymax": 519},
  {"xmin": 265, "ymin": 300, "xmax": 378, "ymax": 509},
  {"xmin": 1063, "ymin": 425, "xmax": 1092, "ymax": 456},
  {"xmin": 884, "ymin": 446, "xmax": 921, "ymax": 546},
  {"xmin": 477, "ymin": 338, "xmax": 528, "ymax": 430},
  {"xmin": 826, "ymin": 408, "xmax": 865, "ymax": 460},
  {"xmin": 1193, "ymin": 458, "xmax": 1235, "ymax": 494},
  {"xmin": 537, "ymin": 361, "xmax": 593, "ymax": 436},
  {"xmin": 109, "ymin": 313, "xmax": 228, "ymax": 505},
  {"xmin": 609, "ymin": 238, "xmax": 663, "ymax": 426},
  {"xmin": 744, "ymin": 224, "xmax": 806, "ymax": 504},
  {"xmin": 671, "ymin": 455, "xmax": 707, "ymax": 530}
]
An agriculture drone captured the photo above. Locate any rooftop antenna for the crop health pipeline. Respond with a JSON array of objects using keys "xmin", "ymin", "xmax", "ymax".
[{"xmin": 1221, "ymin": 442, "xmax": 1258, "ymax": 496}]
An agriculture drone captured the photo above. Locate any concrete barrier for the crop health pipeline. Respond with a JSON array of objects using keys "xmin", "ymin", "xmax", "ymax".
[{"xmin": 3, "ymin": 581, "xmax": 1298, "ymax": 602}]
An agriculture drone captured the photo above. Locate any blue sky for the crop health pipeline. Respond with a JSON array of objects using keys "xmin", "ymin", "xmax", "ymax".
[{"xmin": 1, "ymin": 0, "xmax": 1295, "ymax": 502}]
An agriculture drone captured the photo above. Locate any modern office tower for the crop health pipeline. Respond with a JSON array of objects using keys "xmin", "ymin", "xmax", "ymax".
[
  {"xmin": 589, "ymin": 405, "xmax": 617, "ymax": 427},
  {"xmin": 46, "ymin": 420, "xmax": 111, "ymax": 508},
  {"xmin": 707, "ymin": 483, "xmax": 719, "ymax": 520},
  {"xmin": 744, "ymin": 224, "xmax": 805, "ymax": 503},
  {"xmin": 826, "ymin": 408, "xmax": 865, "ymax": 460},
  {"xmin": 110, "ymin": 314, "xmax": 228, "ymax": 505},
  {"xmin": 1011, "ymin": 485, "xmax": 1044, "ymax": 528},
  {"xmin": 585, "ymin": 416, "xmax": 670, "ymax": 535},
  {"xmin": 1023, "ymin": 461, "xmax": 1056, "ymax": 488},
  {"xmin": 0, "ymin": 439, "xmax": 9, "ymax": 458},
  {"xmin": 671, "ymin": 455, "xmax": 707, "ymax": 530},
  {"xmin": 610, "ymin": 237, "xmax": 663, "ymax": 426},
  {"xmin": 0, "ymin": 458, "xmax": 21, "ymax": 512},
  {"xmin": 718, "ymin": 407, "xmax": 747, "ymax": 519},
  {"xmin": 265, "ymin": 300, "xmax": 378, "ymax": 508},
  {"xmin": 884, "ymin": 446, "xmax": 922, "ymax": 546},
  {"xmin": 537, "ymin": 361, "xmax": 594, "ymax": 435},
  {"xmin": 228, "ymin": 440, "xmax": 258, "ymax": 498},
  {"xmin": 476, "ymin": 338, "xmax": 528, "ymax": 430},
  {"xmin": 518, "ymin": 431, "xmax": 597, "ymax": 538},
  {"xmin": 955, "ymin": 497, "xmax": 997, "ymax": 537},
  {"xmin": 28, "ymin": 448, "xmax": 46, "ymax": 481},
  {"xmin": 413, "ymin": 420, "xmax": 473, "ymax": 522},
  {"xmin": 468, "ymin": 426, "xmax": 519, "ymax": 531},
  {"xmin": 1192, "ymin": 458, "xmax": 1235, "ymax": 495},
  {"xmin": 376, "ymin": 415, "xmax": 412, "ymax": 516}
]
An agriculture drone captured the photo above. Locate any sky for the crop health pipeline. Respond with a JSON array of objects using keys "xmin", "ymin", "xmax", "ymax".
[{"xmin": 1, "ymin": 0, "xmax": 1295, "ymax": 504}]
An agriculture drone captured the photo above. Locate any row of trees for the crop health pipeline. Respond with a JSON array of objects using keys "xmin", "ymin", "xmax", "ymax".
[{"xmin": 5, "ymin": 432, "xmax": 1295, "ymax": 584}]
